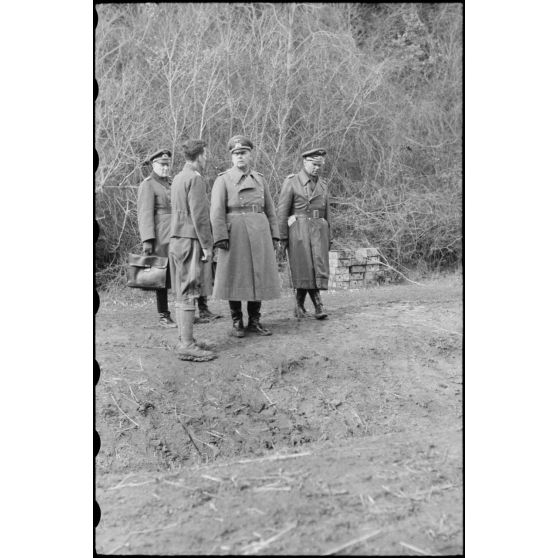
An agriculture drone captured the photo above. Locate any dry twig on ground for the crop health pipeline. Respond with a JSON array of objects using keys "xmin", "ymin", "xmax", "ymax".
[
  {"xmin": 110, "ymin": 393, "xmax": 140, "ymax": 428},
  {"xmin": 322, "ymin": 528, "xmax": 382, "ymax": 555},
  {"xmin": 241, "ymin": 522, "xmax": 297, "ymax": 555}
]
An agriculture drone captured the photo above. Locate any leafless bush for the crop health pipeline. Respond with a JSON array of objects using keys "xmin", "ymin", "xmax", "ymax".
[{"xmin": 95, "ymin": 3, "xmax": 462, "ymax": 287}]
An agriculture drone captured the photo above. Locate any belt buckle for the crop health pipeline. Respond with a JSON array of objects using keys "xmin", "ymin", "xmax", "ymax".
[
  {"xmin": 251, "ymin": 205, "xmax": 257, "ymax": 212},
  {"xmin": 312, "ymin": 209, "xmax": 319, "ymax": 218}
]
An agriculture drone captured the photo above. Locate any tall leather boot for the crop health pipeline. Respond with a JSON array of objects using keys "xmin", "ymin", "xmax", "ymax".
[
  {"xmin": 308, "ymin": 289, "xmax": 328, "ymax": 320},
  {"xmin": 229, "ymin": 301, "xmax": 245, "ymax": 338},
  {"xmin": 175, "ymin": 304, "xmax": 216, "ymax": 361},
  {"xmin": 246, "ymin": 301, "xmax": 272, "ymax": 335},
  {"xmin": 294, "ymin": 289, "xmax": 309, "ymax": 319},
  {"xmin": 196, "ymin": 296, "xmax": 222, "ymax": 323},
  {"xmin": 157, "ymin": 289, "xmax": 177, "ymax": 328}
]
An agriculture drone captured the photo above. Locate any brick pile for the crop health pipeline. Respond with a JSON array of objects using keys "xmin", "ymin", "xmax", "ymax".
[{"xmin": 328, "ymin": 247, "xmax": 381, "ymax": 289}]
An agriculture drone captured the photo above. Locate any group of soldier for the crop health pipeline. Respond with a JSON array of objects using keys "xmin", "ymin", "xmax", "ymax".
[{"xmin": 137, "ymin": 135, "xmax": 331, "ymax": 362}]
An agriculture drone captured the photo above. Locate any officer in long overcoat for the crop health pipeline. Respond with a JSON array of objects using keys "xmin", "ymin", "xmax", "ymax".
[
  {"xmin": 277, "ymin": 148, "xmax": 331, "ymax": 319},
  {"xmin": 210, "ymin": 135, "xmax": 281, "ymax": 337},
  {"xmin": 137, "ymin": 148, "xmax": 177, "ymax": 327}
]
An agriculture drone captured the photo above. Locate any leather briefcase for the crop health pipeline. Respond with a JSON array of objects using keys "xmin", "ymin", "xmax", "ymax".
[{"xmin": 126, "ymin": 254, "xmax": 168, "ymax": 290}]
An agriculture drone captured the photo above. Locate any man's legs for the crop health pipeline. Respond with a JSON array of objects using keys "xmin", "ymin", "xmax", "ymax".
[
  {"xmin": 307, "ymin": 289, "xmax": 328, "ymax": 320},
  {"xmin": 170, "ymin": 237, "xmax": 216, "ymax": 360},
  {"xmin": 156, "ymin": 288, "xmax": 177, "ymax": 328},
  {"xmin": 294, "ymin": 289, "xmax": 309, "ymax": 319},
  {"xmin": 229, "ymin": 300, "xmax": 245, "ymax": 337},
  {"xmin": 175, "ymin": 299, "xmax": 216, "ymax": 361},
  {"xmin": 196, "ymin": 296, "xmax": 222, "ymax": 323},
  {"xmin": 246, "ymin": 301, "xmax": 272, "ymax": 336}
]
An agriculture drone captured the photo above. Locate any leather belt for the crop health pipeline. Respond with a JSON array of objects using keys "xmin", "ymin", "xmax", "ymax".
[
  {"xmin": 294, "ymin": 210, "xmax": 324, "ymax": 219},
  {"xmin": 155, "ymin": 209, "xmax": 171, "ymax": 215},
  {"xmin": 227, "ymin": 205, "xmax": 263, "ymax": 214}
]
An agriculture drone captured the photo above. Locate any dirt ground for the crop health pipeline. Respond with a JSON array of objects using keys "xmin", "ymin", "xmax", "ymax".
[{"xmin": 95, "ymin": 276, "xmax": 463, "ymax": 555}]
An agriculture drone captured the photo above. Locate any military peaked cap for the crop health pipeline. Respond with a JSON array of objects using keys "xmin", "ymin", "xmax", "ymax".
[
  {"xmin": 145, "ymin": 148, "xmax": 172, "ymax": 164},
  {"xmin": 228, "ymin": 135, "xmax": 253, "ymax": 153},
  {"xmin": 301, "ymin": 148, "xmax": 327, "ymax": 159}
]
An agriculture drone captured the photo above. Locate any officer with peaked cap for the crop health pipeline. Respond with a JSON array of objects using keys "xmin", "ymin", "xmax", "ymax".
[
  {"xmin": 277, "ymin": 148, "xmax": 331, "ymax": 319},
  {"xmin": 210, "ymin": 135, "xmax": 281, "ymax": 337},
  {"xmin": 137, "ymin": 148, "xmax": 177, "ymax": 327}
]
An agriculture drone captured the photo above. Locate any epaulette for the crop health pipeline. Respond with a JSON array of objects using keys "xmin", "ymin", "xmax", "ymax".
[
  {"xmin": 217, "ymin": 171, "xmax": 227, "ymax": 176},
  {"xmin": 254, "ymin": 170, "xmax": 263, "ymax": 176},
  {"xmin": 286, "ymin": 173, "xmax": 296, "ymax": 179}
]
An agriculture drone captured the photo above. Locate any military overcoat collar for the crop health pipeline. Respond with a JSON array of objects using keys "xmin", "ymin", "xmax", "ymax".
[
  {"xmin": 297, "ymin": 169, "xmax": 324, "ymax": 202},
  {"xmin": 150, "ymin": 171, "xmax": 171, "ymax": 187},
  {"xmin": 228, "ymin": 166, "xmax": 262, "ymax": 191}
]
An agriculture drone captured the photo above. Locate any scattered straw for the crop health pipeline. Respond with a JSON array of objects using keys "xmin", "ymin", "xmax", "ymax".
[
  {"xmin": 323, "ymin": 528, "xmax": 382, "ymax": 555},
  {"xmin": 260, "ymin": 387, "xmax": 276, "ymax": 406},
  {"xmin": 110, "ymin": 394, "xmax": 140, "ymax": 428},
  {"xmin": 399, "ymin": 541, "xmax": 436, "ymax": 555},
  {"xmin": 174, "ymin": 407, "xmax": 203, "ymax": 457},
  {"xmin": 212, "ymin": 451, "xmax": 312, "ymax": 467},
  {"xmin": 241, "ymin": 522, "xmax": 296, "ymax": 554}
]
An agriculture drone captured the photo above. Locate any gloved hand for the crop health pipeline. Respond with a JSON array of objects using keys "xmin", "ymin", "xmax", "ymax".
[
  {"xmin": 202, "ymin": 248, "xmax": 212, "ymax": 262},
  {"xmin": 142, "ymin": 240, "xmax": 154, "ymax": 255},
  {"xmin": 214, "ymin": 239, "xmax": 229, "ymax": 251}
]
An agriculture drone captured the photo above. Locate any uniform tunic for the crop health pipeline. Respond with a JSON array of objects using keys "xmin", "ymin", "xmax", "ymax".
[
  {"xmin": 137, "ymin": 172, "xmax": 172, "ymax": 287},
  {"xmin": 277, "ymin": 169, "xmax": 331, "ymax": 290},
  {"xmin": 210, "ymin": 166, "xmax": 281, "ymax": 301},
  {"xmin": 169, "ymin": 165, "xmax": 213, "ymax": 301}
]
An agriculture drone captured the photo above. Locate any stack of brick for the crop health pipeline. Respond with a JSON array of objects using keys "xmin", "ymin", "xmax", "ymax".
[{"xmin": 328, "ymin": 247, "xmax": 381, "ymax": 289}]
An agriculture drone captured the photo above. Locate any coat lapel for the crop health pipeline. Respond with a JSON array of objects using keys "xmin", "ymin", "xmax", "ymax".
[{"xmin": 308, "ymin": 178, "xmax": 325, "ymax": 202}]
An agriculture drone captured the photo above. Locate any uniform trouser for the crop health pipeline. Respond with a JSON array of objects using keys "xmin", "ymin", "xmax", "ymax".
[
  {"xmin": 169, "ymin": 237, "xmax": 202, "ymax": 305},
  {"xmin": 156, "ymin": 289, "xmax": 168, "ymax": 313},
  {"xmin": 229, "ymin": 301, "xmax": 261, "ymax": 321}
]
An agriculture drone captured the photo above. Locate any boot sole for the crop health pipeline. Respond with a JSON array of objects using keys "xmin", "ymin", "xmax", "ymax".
[
  {"xmin": 246, "ymin": 329, "xmax": 272, "ymax": 336},
  {"xmin": 177, "ymin": 353, "xmax": 216, "ymax": 362},
  {"xmin": 159, "ymin": 323, "xmax": 178, "ymax": 328},
  {"xmin": 314, "ymin": 315, "xmax": 328, "ymax": 320}
]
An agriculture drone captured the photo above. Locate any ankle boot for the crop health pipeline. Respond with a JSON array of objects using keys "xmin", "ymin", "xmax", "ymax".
[
  {"xmin": 229, "ymin": 301, "xmax": 245, "ymax": 338},
  {"xmin": 157, "ymin": 290, "xmax": 177, "ymax": 328},
  {"xmin": 159, "ymin": 311, "xmax": 177, "ymax": 328},
  {"xmin": 246, "ymin": 301, "xmax": 272, "ymax": 335},
  {"xmin": 308, "ymin": 290, "xmax": 328, "ymax": 320},
  {"xmin": 176, "ymin": 306, "xmax": 216, "ymax": 361},
  {"xmin": 294, "ymin": 289, "xmax": 309, "ymax": 319},
  {"xmin": 197, "ymin": 296, "xmax": 221, "ymax": 323}
]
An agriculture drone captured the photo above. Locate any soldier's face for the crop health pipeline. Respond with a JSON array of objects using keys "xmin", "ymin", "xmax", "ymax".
[
  {"xmin": 153, "ymin": 162, "xmax": 170, "ymax": 178},
  {"xmin": 232, "ymin": 149, "xmax": 251, "ymax": 170},
  {"xmin": 303, "ymin": 158, "xmax": 323, "ymax": 177}
]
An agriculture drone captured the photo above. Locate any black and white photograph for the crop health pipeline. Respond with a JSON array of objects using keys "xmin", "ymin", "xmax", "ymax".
[{"xmin": 94, "ymin": 2, "xmax": 463, "ymax": 555}]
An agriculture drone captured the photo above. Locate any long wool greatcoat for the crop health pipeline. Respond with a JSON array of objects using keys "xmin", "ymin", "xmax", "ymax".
[
  {"xmin": 137, "ymin": 172, "xmax": 173, "ymax": 257},
  {"xmin": 210, "ymin": 166, "xmax": 281, "ymax": 301},
  {"xmin": 137, "ymin": 172, "xmax": 173, "ymax": 289},
  {"xmin": 277, "ymin": 170, "xmax": 331, "ymax": 290}
]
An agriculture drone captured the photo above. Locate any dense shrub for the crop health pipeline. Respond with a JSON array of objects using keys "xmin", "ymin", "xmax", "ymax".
[{"xmin": 95, "ymin": 3, "xmax": 462, "ymax": 286}]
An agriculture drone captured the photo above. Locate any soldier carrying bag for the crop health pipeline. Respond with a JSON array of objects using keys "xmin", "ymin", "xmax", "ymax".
[{"xmin": 126, "ymin": 253, "xmax": 168, "ymax": 290}]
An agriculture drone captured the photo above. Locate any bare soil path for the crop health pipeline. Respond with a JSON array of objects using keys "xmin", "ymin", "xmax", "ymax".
[{"xmin": 95, "ymin": 276, "xmax": 463, "ymax": 555}]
